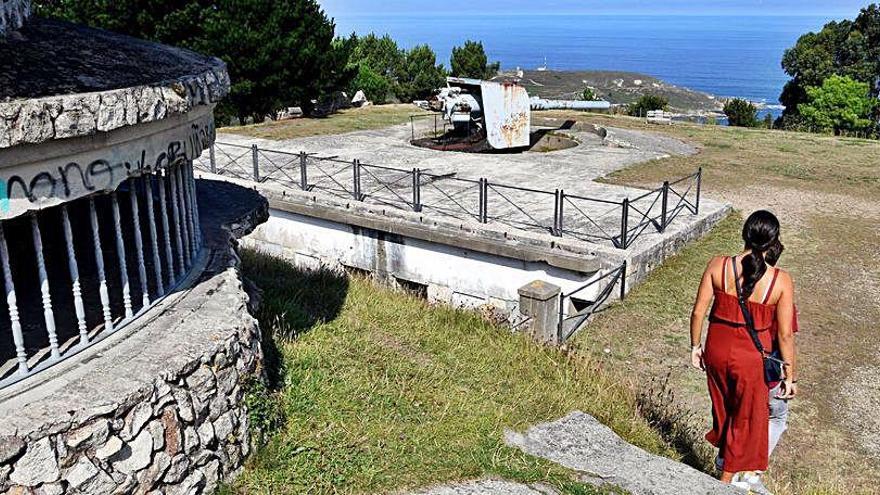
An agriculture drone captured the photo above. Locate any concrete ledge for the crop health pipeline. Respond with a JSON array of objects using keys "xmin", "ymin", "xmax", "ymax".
[
  {"xmin": 0, "ymin": 181, "xmax": 268, "ymax": 494},
  {"xmin": 0, "ymin": 18, "xmax": 230, "ymax": 149},
  {"xmin": 199, "ymin": 173, "xmax": 608, "ymax": 274}
]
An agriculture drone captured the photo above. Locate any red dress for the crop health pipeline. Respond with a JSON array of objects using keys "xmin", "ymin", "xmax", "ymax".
[{"xmin": 703, "ymin": 258, "xmax": 777, "ymax": 472}]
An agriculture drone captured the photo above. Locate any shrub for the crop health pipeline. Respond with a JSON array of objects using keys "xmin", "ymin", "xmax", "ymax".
[
  {"xmin": 723, "ymin": 98, "xmax": 759, "ymax": 127},
  {"xmin": 351, "ymin": 65, "xmax": 391, "ymax": 104},
  {"xmin": 799, "ymin": 74, "xmax": 876, "ymax": 135},
  {"xmin": 628, "ymin": 95, "xmax": 668, "ymax": 117},
  {"xmin": 396, "ymin": 44, "xmax": 447, "ymax": 102},
  {"xmin": 450, "ymin": 40, "xmax": 500, "ymax": 79},
  {"xmin": 581, "ymin": 87, "xmax": 597, "ymax": 101}
]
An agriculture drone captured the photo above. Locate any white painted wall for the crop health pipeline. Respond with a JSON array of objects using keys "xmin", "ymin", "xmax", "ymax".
[{"xmin": 244, "ymin": 208, "xmax": 605, "ymax": 315}]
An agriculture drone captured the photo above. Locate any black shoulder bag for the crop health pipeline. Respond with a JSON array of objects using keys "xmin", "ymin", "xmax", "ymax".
[{"xmin": 732, "ymin": 259, "xmax": 786, "ymax": 383}]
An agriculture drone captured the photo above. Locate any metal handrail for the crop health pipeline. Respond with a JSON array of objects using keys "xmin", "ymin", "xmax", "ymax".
[
  {"xmin": 205, "ymin": 141, "xmax": 703, "ymax": 250},
  {"xmin": 558, "ymin": 262, "xmax": 627, "ymax": 341}
]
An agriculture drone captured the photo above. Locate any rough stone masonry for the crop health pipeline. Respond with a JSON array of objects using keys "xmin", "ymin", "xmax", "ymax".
[{"xmin": 0, "ymin": 181, "xmax": 269, "ymax": 494}]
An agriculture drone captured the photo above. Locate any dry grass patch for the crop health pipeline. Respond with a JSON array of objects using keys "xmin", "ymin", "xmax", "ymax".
[
  {"xmin": 221, "ymin": 104, "xmax": 427, "ymax": 141},
  {"xmin": 541, "ymin": 111, "xmax": 880, "ymax": 494}
]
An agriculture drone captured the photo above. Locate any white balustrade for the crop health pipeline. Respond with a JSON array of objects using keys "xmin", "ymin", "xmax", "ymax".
[
  {"xmin": 31, "ymin": 214, "xmax": 60, "ymax": 359},
  {"xmin": 128, "ymin": 180, "xmax": 150, "ymax": 308},
  {"xmin": 90, "ymin": 198, "xmax": 114, "ymax": 332},
  {"xmin": 61, "ymin": 206, "xmax": 88, "ymax": 344},
  {"xmin": 143, "ymin": 174, "xmax": 165, "ymax": 295},
  {"xmin": 1, "ymin": 159, "xmax": 213, "ymax": 390},
  {"xmin": 0, "ymin": 224, "xmax": 27, "ymax": 374}
]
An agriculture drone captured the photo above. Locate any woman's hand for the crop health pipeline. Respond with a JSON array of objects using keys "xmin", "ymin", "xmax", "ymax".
[
  {"xmin": 778, "ymin": 379, "xmax": 798, "ymax": 399},
  {"xmin": 691, "ymin": 346, "xmax": 704, "ymax": 371}
]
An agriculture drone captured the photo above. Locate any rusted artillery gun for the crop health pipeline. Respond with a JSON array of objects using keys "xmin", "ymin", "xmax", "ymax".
[{"xmin": 420, "ymin": 77, "xmax": 610, "ymax": 151}]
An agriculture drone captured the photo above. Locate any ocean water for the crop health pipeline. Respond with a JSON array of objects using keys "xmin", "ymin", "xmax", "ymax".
[{"xmin": 334, "ymin": 14, "xmax": 840, "ymax": 111}]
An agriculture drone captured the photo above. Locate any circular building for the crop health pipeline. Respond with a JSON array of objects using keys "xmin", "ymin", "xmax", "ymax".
[{"xmin": 0, "ymin": 3, "xmax": 267, "ymax": 493}]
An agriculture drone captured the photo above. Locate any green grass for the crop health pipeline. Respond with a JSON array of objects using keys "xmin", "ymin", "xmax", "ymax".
[
  {"xmin": 228, "ymin": 250, "xmax": 671, "ymax": 494},
  {"xmin": 221, "ymin": 104, "xmax": 427, "ymax": 141}
]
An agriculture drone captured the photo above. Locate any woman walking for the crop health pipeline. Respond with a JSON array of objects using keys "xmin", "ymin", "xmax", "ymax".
[{"xmin": 689, "ymin": 211, "xmax": 798, "ymax": 489}]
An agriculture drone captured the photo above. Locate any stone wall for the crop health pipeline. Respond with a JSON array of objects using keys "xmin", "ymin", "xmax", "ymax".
[
  {"xmin": 0, "ymin": 324, "xmax": 259, "ymax": 494},
  {"xmin": 0, "ymin": 180, "xmax": 269, "ymax": 495},
  {"xmin": 0, "ymin": 0, "xmax": 29, "ymax": 35}
]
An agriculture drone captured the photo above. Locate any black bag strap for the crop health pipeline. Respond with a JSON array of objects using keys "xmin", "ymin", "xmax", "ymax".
[{"xmin": 731, "ymin": 256, "xmax": 768, "ymax": 357}]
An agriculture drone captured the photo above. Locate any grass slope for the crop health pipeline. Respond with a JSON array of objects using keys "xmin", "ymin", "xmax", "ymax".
[{"xmin": 229, "ymin": 250, "xmax": 671, "ymax": 494}]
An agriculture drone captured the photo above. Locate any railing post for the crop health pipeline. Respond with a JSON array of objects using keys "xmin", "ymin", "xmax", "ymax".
[
  {"xmin": 619, "ymin": 198, "xmax": 629, "ymax": 249},
  {"xmin": 660, "ymin": 181, "xmax": 669, "ymax": 232},
  {"xmin": 552, "ymin": 189, "xmax": 564, "ymax": 237},
  {"xmin": 695, "ymin": 168, "xmax": 702, "ymax": 214},
  {"xmin": 352, "ymin": 159, "xmax": 361, "ymax": 201},
  {"xmin": 299, "ymin": 152, "xmax": 308, "ymax": 191},
  {"xmin": 478, "ymin": 178, "xmax": 488, "ymax": 223},
  {"xmin": 209, "ymin": 144, "xmax": 217, "ymax": 174},
  {"xmin": 251, "ymin": 144, "xmax": 260, "ymax": 182},
  {"xmin": 110, "ymin": 192, "xmax": 133, "ymax": 320},
  {"xmin": 619, "ymin": 261, "xmax": 627, "ymax": 300},
  {"xmin": 412, "ymin": 168, "xmax": 422, "ymax": 212}
]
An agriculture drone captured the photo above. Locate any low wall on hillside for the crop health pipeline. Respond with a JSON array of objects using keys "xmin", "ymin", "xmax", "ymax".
[{"xmin": 0, "ymin": 181, "xmax": 268, "ymax": 495}]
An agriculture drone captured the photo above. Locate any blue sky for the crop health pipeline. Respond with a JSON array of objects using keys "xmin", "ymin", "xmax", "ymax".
[{"xmin": 320, "ymin": 0, "xmax": 874, "ymax": 17}]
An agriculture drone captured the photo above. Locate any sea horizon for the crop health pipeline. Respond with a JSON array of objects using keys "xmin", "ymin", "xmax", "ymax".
[{"xmin": 334, "ymin": 13, "xmax": 845, "ymax": 112}]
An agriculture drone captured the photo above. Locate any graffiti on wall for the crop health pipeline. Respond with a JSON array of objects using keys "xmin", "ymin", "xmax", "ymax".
[{"xmin": 0, "ymin": 113, "xmax": 215, "ymax": 219}]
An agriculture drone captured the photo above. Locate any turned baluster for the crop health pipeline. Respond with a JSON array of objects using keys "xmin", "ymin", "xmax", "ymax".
[
  {"xmin": 30, "ymin": 214, "xmax": 60, "ymax": 359},
  {"xmin": 61, "ymin": 206, "xmax": 88, "ymax": 344},
  {"xmin": 0, "ymin": 224, "xmax": 27, "ymax": 374}
]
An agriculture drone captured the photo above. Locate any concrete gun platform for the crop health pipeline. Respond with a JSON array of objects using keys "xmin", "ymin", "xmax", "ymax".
[{"xmin": 212, "ymin": 120, "xmax": 730, "ymax": 287}]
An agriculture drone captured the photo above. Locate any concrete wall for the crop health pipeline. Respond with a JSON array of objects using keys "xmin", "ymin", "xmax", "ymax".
[{"xmin": 244, "ymin": 208, "xmax": 605, "ymax": 318}]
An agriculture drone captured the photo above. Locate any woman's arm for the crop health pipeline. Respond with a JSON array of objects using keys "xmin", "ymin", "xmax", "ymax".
[
  {"xmin": 689, "ymin": 258, "xmax": 717, "ymax": 370},
  {"xmin": 776, "ymin": 272, "xmax": 798, "ymax": 398}
]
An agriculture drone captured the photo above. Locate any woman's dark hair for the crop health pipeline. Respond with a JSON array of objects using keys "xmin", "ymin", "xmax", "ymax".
[{"xmin": 741, "ymin": 210, "xmax": 784, "ymax": 298}]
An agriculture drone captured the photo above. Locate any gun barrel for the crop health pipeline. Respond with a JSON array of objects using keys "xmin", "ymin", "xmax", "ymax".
[{"xmin": 529, "ymin": 97, "xmax": 611, "ymax": 111}]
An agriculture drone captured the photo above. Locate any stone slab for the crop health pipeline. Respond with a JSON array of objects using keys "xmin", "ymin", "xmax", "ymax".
[{"xmin": 504, "ymin": 411, "xmax": 741, "ymax": 495}]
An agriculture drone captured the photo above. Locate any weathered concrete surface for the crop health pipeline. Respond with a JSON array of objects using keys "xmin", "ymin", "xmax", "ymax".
[
  {"xmin": 505, "ymin": 411, "xmax": 741, "ymax": 495},
  {"xmin": 409, "ymin": 479, "xmax": 560, "ymax": 495},
  {"xmin": 212, "ymin": 122, "xmax": 729, "ymax": 291},
  {"xmin": 0, "ymin": 180, "xmax": 268, "ymax": 494},
  {"xmin": 0, "ymin": 0, "xmax": 29, "ymax": 35},
  {"xmin": 0, "ymin": 17, "xmax": 230, "ymax": 148}
]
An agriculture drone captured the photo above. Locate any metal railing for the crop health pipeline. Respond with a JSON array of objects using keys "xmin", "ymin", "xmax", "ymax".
[
  {"xmin": 196, "ymin": 141, "xmax": 702, "ymax": 250},
  {"xmin": 558, "ymin": 262, "xmax": 627, "ymax": 341},
  {"xmin": 0, "ymin": 160, "xmax": 204, "ymax": 391}
]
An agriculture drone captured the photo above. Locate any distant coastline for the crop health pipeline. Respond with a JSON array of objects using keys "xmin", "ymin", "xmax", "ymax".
[{"xmin": 496, "ymin": 68, "xmax": 783, "ymax": 120}]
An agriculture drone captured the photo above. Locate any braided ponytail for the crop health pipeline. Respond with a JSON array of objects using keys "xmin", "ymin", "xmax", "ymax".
[{"xmin": 740, "ymin": 210, "xmax": 782, "ymax": 299}]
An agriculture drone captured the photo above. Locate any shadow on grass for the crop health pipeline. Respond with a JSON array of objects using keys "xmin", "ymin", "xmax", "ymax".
[{"xmin": 240, "ymin": 249, "xmax": 349, "ymax": 390}]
